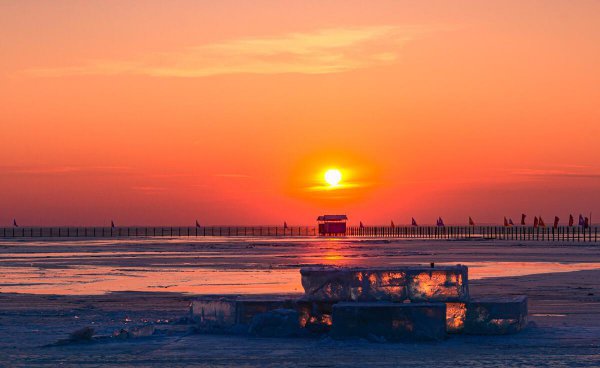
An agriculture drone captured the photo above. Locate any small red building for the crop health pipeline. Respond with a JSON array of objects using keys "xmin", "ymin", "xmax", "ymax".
[{"xmin": 317, "ymin": 215, "xmax": 348, "ymax": 236}]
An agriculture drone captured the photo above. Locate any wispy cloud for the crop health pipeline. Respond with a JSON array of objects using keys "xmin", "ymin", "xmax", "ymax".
[
  {"xmin": 24, "ymin": 25, "xmax": 431, "ymax": 78},
  {"xmin": 305, "ymin": 182, "xmax": 369, "ymax": 192},
  {"xmin": 131, "ymin": 186, "xmax": 168, "ymax": 193},
  {"xmin": 1, "ymin": 165, "xmax": 132, "ymax": 175},
  {"xmin": 213, "ymin": 174, "xmax": 250, "ymax": 178},
  {"xmin": 511, "ymin": 168, "xmax": 600, "ymax": 179}
]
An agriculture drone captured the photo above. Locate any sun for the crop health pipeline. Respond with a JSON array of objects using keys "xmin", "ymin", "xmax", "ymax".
[{"xmin": 324, "ymin": 169, "xmax": 342, "ymax": 186}]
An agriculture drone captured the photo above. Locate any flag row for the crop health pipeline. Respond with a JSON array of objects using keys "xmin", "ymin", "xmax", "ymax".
[{"xmin": 359, "ymin": 214, "xmax": 592, "ymax": 229}]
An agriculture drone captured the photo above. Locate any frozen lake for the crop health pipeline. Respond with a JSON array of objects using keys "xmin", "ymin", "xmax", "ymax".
[
  {"xmin": 1, "ymin": 237, "xmax": 600, "ymax": 366},
  {"xmin": 1, "ymin": 237, "xmax": 599, "ymax": 294}
]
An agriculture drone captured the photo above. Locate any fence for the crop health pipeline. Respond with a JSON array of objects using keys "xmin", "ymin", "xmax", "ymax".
[
  {"xmin": 0, "ymin": 226, "xmax": 317, "ymax": 238},
  {"xmin": 346, "ymin": 225, "xmax": 599, "ymax": 242},
  {"xmin": 0, "ymin": 225, "xmax": 598, "ymax": 242}
]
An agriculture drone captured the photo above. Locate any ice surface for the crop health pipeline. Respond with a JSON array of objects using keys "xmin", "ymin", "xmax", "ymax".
[{"xmin": 331, "ymin": 302, "xmax": 447, "ymax": 341}]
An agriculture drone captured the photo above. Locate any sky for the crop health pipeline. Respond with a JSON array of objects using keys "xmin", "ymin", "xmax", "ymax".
[{"xmin": 1, "ymin": 0, "xmax": 600, "ymax": 226}]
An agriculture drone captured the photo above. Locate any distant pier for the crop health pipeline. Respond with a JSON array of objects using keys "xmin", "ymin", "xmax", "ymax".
[{"xmin": 0, "ymin": 225, "xmax": 598, "ymax": 242}]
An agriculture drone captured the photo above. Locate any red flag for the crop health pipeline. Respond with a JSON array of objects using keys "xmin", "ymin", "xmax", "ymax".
[
  {"xmin": 468, "ymin": 217, "xmax": 475, "ymax": 226},
  {"xmin": 390, "ymin": 220, "xmax": 395, "ymax": 228},
  {"xmin": 533, "ymin": 216, "xmax": 539, "ymax": 228},
  {"xmin": 553, "ymin": 216, "xmax": 559, "ymax": 229},
  {"xmin": 411, "ymin": 218, "xmax": 417, "ymax": 226},
  {"xmin": 284, "ymin": 221, "xmax": 288, "ymax": 229},
  {"xmin": 509, "ymin": 218, "xmax": 515, "ymax": 226},
  {"xmin": 359, "ymin": 221, "xmax": 364, "ymax": 228},
  {"xmin": 584, "ymin": 217, "xmax": 590, "ymax": 229},
  {"xmin": 503, "ymin": 217, "xmax": 508, "ymax": 227},
  {"xmin": 539, "ymin": 217, "xmax": 546, "ymax": 227},
  {"xmin": 568, "ymin": 214, "xmax": 574, "ymax": 227},
  {"xmin": 196, "ymin": 220, "xmax": 201, "ymax": 228},
  {"xmin": 521, "ymin": 214, "xmax": 526, "ymax": 225}
]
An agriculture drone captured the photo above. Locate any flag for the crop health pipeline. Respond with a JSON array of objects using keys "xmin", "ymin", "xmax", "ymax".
[
  {"xmin": 196, "ymin": 220, "xmax": 201, "ymax": 228},
  {"xmin": 13, "ymin": 219, "xmax": 18, "ymax": 228},
  {"xmin": 411, "ymin": 218, "xmax": 417, "ymax": 226},
  {"xmin": 521, "ymin": 214, "xmax": 526, "ymax": 225},
  {"xmin": 390, "ymin": 220, "xmax": 395, "ymax": 228},
  {"xmin": 553, "ymin": 216, "xmax": 559, "ymax": 229},
  {"xmin": 359, "ymin": 221, "xmax": 364, "ymax": 228},
  {"xmin": 111, "ymin": 220, "xmax": 115, "ymax": 229},
  {"xmin": 579, "ymin": 214, "xmax": 585, "ymax": 226},
  {"xmin": 584, "ymin": 217, "xmax": 590, "ymax": 229},
  {"xmin": 509, "ymin": 218, "xmax": 515, "ymax": 226},
  {"xmin": 503, "ymin": 217, "xmax": 508, "ymax": 227},
  {"xmin": 437, "ymin": 217, "xmax": 445, "ymax": 227},
  {"xmin": 539, "ymin": 217, "xmax": 546, "ymax": 227},
  {"xmin": 468, "ymin": 217, "xmax": 475, "ymax": 226},
  {"xmin": 284, "ymin": 221, "xmax": 288, "ymax": 229},
  {"xmin": 568, "ymin": 214, "xmax": 574, "ymax": 227},
  {"xmin": 533, "ymin": 216, "xmax": 539, "ymax": 228}
]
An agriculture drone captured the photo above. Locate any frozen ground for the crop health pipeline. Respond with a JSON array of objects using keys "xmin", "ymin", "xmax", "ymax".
[{"xmin": 0, "ymin": 237, "xmax": 599, "ymax": 367}]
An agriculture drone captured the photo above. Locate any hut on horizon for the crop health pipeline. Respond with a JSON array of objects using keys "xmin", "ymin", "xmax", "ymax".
[{"xmin": 317, "ymin": 215, "xmax": 348, "ymax": 236}]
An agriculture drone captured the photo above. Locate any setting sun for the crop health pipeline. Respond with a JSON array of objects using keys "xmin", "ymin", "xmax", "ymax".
[{"xmin": 325, "ymin": 169, "xmax": 342, "ymax": 186}]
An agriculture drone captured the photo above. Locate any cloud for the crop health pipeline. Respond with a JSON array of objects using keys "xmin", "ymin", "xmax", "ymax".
[
  {"xmin": 1, "ymin": 165, "xmax": 132, "ymax": 175},
  {"xmin": 213, "ymin": 174, "xmax": 250, "ymax": 178},
  {"xmin": 306, "ymin": 182, "xmax": 368, "ymax": 192},
  {"xmin": 131, "ymin": 186, "xmax": 167, "ymax": 193},
  {"xmin": 511, "ymin": 168, "xmax": 600, "ymax": 179},
  {"xmin": 24, "ymin": 25, "xmax": 429, "ymax": 78}
]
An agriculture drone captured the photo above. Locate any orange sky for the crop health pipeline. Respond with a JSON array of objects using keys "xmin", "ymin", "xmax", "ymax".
[{"xmin": 1, "ymin": 1, "xmax": 599, "ymax": 226}]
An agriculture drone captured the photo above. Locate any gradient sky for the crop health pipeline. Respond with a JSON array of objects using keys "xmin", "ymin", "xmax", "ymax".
[{"xmin": 1, "ymin": 1, "xmax": 599, "ymax": 226}]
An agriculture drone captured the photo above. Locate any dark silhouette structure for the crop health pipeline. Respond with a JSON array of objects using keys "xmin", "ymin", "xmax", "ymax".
[{"xmin": 317, "ymin": 215, "xmax": 348, "ymax": 236}]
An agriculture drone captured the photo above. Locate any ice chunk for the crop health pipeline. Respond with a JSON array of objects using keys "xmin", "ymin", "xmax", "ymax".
[
  {"xmin": 113, "ymin": 325, "xmax": 155, "ymax": 339},
  {"xmin": 405, "ymin": 265, "xmax": 469, "ymax": 302},
  {"xmin": 248, "ymin": 309, "xmax": 302, "ymax": 337},
  {"xmin": 464, "ymin": 296, "xmax": 528, "ymax": 335},
  {"xmin": 236, "ymin": 300, "xmax": 293, "ymax": 324},
  {"xmin": 51, "ymin": 327, "xmax": 95, "ymax": 346},
  {"xmin": 69, "ymin": 327, "xmax": 95, "ymax": 341},
  {"xmin": 331, "ymin": 302, "xmax": 447, "ymax": 342},
  {"xmin": 295, "ymin": 300, "xmax": 335, "ymax": 333},
  {"xmin": 301, "ymin": 265, "xmax": 468, "ymax": 302},
  {"xmin": 191, "ymin": 297, "xmax": 296, "ymax": 330},
  {"xmin": 300, "ymin": 267, "xmax": 408, "ymax": 301},
  {"xmin": 446, "ymin": 302, "xmax": 466, "ymax": 333},
  {"xmin": 190, "ymin": 298, "xmax": 237, "ymax": 327}
]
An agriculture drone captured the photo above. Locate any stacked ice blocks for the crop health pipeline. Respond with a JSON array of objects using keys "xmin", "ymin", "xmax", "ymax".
[
  {"xmin": 191, "ymin": 265, "xmax": 527, "ymax": 341},
  {"xmin": 302, "ymin": 265, "xmax": 527, "ymax": 339}
]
